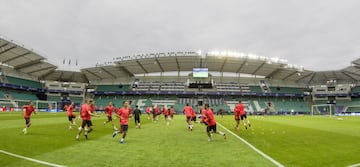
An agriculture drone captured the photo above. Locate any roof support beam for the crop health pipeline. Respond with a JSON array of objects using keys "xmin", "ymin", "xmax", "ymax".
[
  {"xmin": 266, "ymin": 68, "xmax": 282, "ymax": 79},
  {"xmin": 0, "ymin": 45, "xmax": 17, "ymax": 55},
  {"xmin": 220, "ymin": 57, "xmax": 228, "ymax": 72},
  {"xmin": 236, "ymin": 59, "xmax": 248, "ymax": 73},
  {"xmin": 82, "ymin": 72, "xmax": 90, "ymax": 83},
  {"xmin": 341, "ymin": 71, "xmax": 357, "ymax": 81},
  {"xmin": 38, "ymin": 68, "xmax": 56, "ymax": 79},
  {"xmin": 136, "ymin": 60, "xmax": 148, "ymax": 73},
  {"xmin": 155, "ymin": 58, "xmax": 164, "ymax": 72},
  {"xmin": 307, "ymin": 73, "xmax": 317, "ymax": 85},
  {"xmin": 2, "ymin": 51, "xmax": 31, "ymax": 63},
  {"xmin": 175, "ymin": 57, "xmax": 181, "ymax": 71},
  {"xmin": 100, "ymin": 67, "xmax": 116, "ymax": 79},
  {"xmin": 351, "ymin": 61, "xmax": 360, "ymax": 66},
  {"xmin": 0, "ymin": 42, "xmax": 10, "ymax": 49},
  {"xmin": 251, "ymin": 62, "xmax": 266, "ymax": 75},
  {"xmin": 28, "ymin": 66, "xmax": 56, "ymax": 74},
  {"xmin": 282, "ymin": 71, "xmax": 298, "ymax": 80},
  {"xmin": 295, "ymin": 72, "xmax": 314, "ymax": 82},
  {"xmin": 67, "ymin": 72, "xmax": 76, "ymax": 81},
  {"xmin": 118, "ymin": 66, "xmax": 134, "ymax": 77},
  {"xmin": 58, "ymin": 71, "xmax": 64, "ymax": 80},
  {"xmin": 84, "ymin": 69, "xmax": 103, "ymax": 80},
  {"xmin": 14, "ymin": 58, "xmax": 43, "ymax": 70},
  {"xmin": 343, "ymin": 70, "xmax": 360, "ymax": 77}
]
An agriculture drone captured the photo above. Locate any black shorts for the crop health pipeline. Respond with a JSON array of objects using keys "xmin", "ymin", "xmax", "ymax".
[
  {"xmin": 191, "ymin": 116, "xmax": 196, "ymax": 121},
  {"xmin": 107, "ymin": 116, "xmax": 112, "ymax": 121},
  {"xmin": 120, "ymin": 125, "xmax": 128, "ymax": 133},
  {"xmin": 153, "ymin": 113, "xmax": 157, "ymax": 118},
  {"xmin": 186, "ymin": 116, "xmax": 192, "ymax": 122},
  {"xmin": 134, "ymin": 116, "xmax": 140, "ymax": 122},
  {"xmin": 81, "ymin": 120, "xmax": 93, "ymax": 128},
  {"xmin": 240, "ymin": 114, "xmax": 247, "ymax": 120},
  {"xmin": 24, "ymin": 117, "xmax": 30, "ymax": 125},
  {"xmin": 164, "ymin": 115, "xmax": 168, "ymax": 119},
  {"xmin": 207, "ymin": 125, "xmax": 217, "ymax": 133},
  {"xmin": 68, "ymin": 115, "xmax": 76, "ymax": 121}
]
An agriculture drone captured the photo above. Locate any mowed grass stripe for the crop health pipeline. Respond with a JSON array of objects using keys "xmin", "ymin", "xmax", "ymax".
[
  {"xmin": 217, "ymin": 123, "xmax": 284, "ymax": 167},
  {"xmin": 252, "ymin": 116, "xmax": 360, "ymax": 138},
  {"xmin": 0, "ymin": 113, "xmax": 153, "ymax": 166},
  {"xmin": 6, "ymin": 114, "xmax": 275, "ymax": 167},
  {"xmin": 0, "ymin": 153, "xmax": 49, "ymax": 167},
  {"xmin": 0, "ymin": 112, "xmax": 88, "ymax": 129},
  {"xmin": 0, "ymin": 150, "xmax": 66, "ymax": 167},
  {"xmin": 218, "ymin": 116, "xmax": 360, "ymax": 167}
]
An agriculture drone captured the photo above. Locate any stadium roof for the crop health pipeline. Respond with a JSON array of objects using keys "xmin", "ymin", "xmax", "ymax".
[
  {"xmin": 0, "ymin": 38, "xmax": 57, "ymax": 78},
  {"xmin": 1, "ymin": 37, "xmax": 359, "ymax": 84}
]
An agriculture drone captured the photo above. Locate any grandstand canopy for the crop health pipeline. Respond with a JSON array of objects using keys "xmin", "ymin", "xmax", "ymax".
[
  {"xmin": 0, "ymin": 38, "xmax": 57, "ymax": 78},
  {"xmin": 1, "ymin": 37, "xmax": 360, "ymax": 84},
  {"xmin": 82, "ymin": 53, "xmax": 315, "ymax": 83}
]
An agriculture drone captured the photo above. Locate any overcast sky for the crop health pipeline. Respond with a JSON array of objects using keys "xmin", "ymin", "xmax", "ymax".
[{"xmin": 1, "ymin": 0, "xmax": 360, "ymax": 71}]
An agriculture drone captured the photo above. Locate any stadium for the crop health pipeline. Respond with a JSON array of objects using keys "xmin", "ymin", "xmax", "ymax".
[
  {"xmin": 1, "ymin": 36, "xmax": 360, "ymax": 166},
  {"xmin": 1, "ymin": 1, "xmax": 360, "ymax": 167}
]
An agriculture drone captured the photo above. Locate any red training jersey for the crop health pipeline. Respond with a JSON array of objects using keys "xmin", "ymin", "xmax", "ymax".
[
  {"xmin": 89, "ymin": 105, "xmax": 95, "ymax": 113},
  {"xmin": 192, "ymin": 109, "xmax": 197, "ymax": 117},
  {"xmin": 146, "ymin": 107, "xmax": 151, "ymax": 113},
  {"xmin": 162, "ymin": 107, "xmax": 168, "ymax": 115},
  {"xmin": 204, "ymin": 108, "xmax": 216, "ymax": 126},
  {"xmin": 235, "ymin": 103, "xmax": 245, "ymax": 115},
  {"xmin": 105, "ymin": 105, "xmax": 114, "ymax": 116},
  {"xmin": 81, "ymin": 103, "xmax": 91, "ymax": 120},
  {"xmin": 183, "ymin": 106, "xmax": 194, "ymax": 117},
  {"xmin": 117, "ymin": 107, "xmax": 131, "ymax": 125},
  {"xmin": 154, "ymin": 106, "xmax": 159, "ymax": 114},
  {"xmin": 201, "ymin": 109, "xmax": 206, "ymax": 123},
  {"xmin": 67, "ymin": 105, "xmax": 74, "ymax": 116},
  {"xmin": 24, "ymin": 105, "xmax": 35, "ymax": 118},
  {"xmin": 170, "ymin": 108, "xmax": 174, "ymax": 115}
]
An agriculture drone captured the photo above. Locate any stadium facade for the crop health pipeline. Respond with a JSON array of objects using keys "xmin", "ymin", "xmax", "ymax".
[{"xmin": 1, "ymin": 37, "xmax": 360, "ymax": 115}]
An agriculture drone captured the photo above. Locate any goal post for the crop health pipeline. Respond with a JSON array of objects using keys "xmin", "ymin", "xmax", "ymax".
[
  {"xmin": 13, "ymin": 100, "xmax": 58, "ymax": 112},
  {"xmin": 35, "ymin": 100, "xmax": 58, "ymax": 112},
  {"xmin": 0, "ymin": 100, "xmax": 18, "ymax": 111},
  {"xmin": 311, "ymin": 104, "xmax": 335, "ymax": 117}
]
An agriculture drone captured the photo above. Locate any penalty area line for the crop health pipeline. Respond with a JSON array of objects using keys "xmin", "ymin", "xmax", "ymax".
[
  {"xmin": 348, "ymin": 163, "xmax": 360, "ymax": 167},
  {"xmin": 217, "ymin": 123, "xmax": 285, "ymax": 167},
  {"xmin": 0, "ymin": 149, "xmax": 66, "ymax": 167}
]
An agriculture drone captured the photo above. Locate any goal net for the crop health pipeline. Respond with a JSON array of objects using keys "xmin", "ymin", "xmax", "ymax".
[
  {"xmin": 0, "ymin": 100, "xmax": 17, "ymax": 111},
  {"xmin": 311, "ymin": 104, "xmax": 335, "ymax": 116},
  {"xmin": 14, "ymin": 100, "xmax": 58, "ymax": 112}
]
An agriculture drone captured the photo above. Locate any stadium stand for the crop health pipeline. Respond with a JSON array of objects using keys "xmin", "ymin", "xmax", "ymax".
[
  {"xmin": 216, "ymin": 82, "xmax": 240, "ymax": 92},
  {"xmin": 159, "ymin": 82, "xmax": 185, "ymax": 91},
  {"xmin": 8, "ymin": 91, "xmax": 38, "ymax": 101},
  {"xmin": 250, "ymin": 86, "xmax": 263, "ymax": 93},
  {"xmin": 269, "ymin": 87, "xmax": 304, "ymax": 94},
  {"xmin": 352, "ymin": 86, "xmax": 360, "ymax": 93},
  {"xmin": 2, "ymin": 36, "xmax": 360, "ymax": 115},
  {"xmin": 96, "ymin": 84, "xmax": 131, "ymax": 92},
  {"xmin": 6, "ymin": 76, "xmax": 42, "ymax": 89}
]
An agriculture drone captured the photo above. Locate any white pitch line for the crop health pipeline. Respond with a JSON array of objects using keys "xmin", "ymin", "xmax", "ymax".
[
  {"xmin": 0, "ymin": 149, "xmax": 66, "ymax": 167},
  {"xmin": 348, "ymin": 163, "xmax": 360, "ymax": 167},
  {"xmin": 217, "ymin": 123, "xmax": 285, "ymax": 167}
]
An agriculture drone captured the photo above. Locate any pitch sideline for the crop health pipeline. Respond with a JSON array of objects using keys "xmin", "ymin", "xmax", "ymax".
[
  {"xmin": 217, "ymin": 123, "xmax": 285, "ymax": 167},
  {"xmin": 0, "ymin": 149, "xmax": 66, "ymax": 167},
  {"xmin": 348, "ymin": 163, "xmax": 360, "ymax": 167}
]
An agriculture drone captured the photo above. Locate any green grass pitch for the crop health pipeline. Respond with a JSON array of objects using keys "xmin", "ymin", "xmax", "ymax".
[{"xmin": 1, "ymin": 112, "xmax": 360, "ymax": 167}]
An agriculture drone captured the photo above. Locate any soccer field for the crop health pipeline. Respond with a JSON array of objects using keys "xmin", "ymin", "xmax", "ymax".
[{"xmin": 1, "ymin": 113, "xmax": 360, "ymax": 167}]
